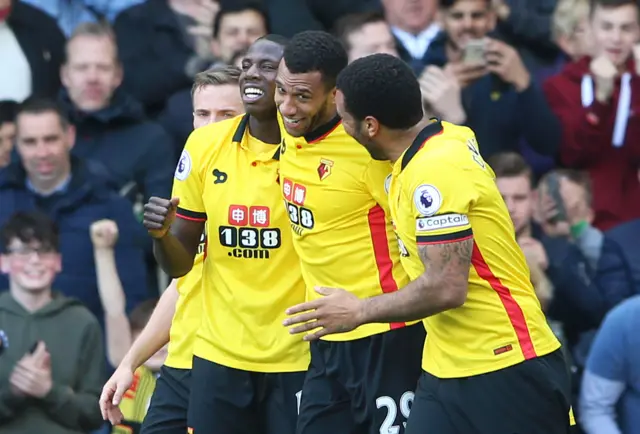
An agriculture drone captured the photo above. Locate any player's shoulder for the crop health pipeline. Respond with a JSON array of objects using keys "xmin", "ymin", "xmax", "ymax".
[{"xmin": 185, "ymin": 114, "xmax": 248, "ymax": 153}]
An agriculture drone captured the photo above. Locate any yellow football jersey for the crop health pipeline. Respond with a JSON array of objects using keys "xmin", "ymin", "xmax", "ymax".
[
  {"xmin": 389, "ymin": 120, "xmax": 560, "ymax": 378},
  {"xmin": 164, "ymin": 229, "xmax": 206, "ymax": 370},
  {"xmin": 278, "ymin": 115, "xmax": 412, "ymax": 341},
  {"xmin": 112, "ymin": 366, "xmax": 156, "ymax": 434},
  {"xmin": 172, "ymin": 114, "xmax": 309, "ymax": 373}
]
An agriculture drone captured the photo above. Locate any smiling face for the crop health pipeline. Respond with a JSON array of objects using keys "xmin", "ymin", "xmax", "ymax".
[
  {"xmin": 239, "ymin": 39, "xmax": 284, "ymax": 117},
  {"xmin": 590, "ymin": 2, "xmax": 640, "ymax": 67},
  {"xmin": 1, "ymin": 239, "xmax": 60, "ymax": 293},
  {"xmin": 274, "ymin": 60, "xmax": 336, "ymax": 137}
]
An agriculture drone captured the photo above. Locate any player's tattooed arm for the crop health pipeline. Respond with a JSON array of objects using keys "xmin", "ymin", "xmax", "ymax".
[
  {"xmin": 283, "ymin": 237, "xmax": 473, "ymax": 340},
  {"xmin": 360, "ymin": 237, "xmax": 473, "ymax": 324}
]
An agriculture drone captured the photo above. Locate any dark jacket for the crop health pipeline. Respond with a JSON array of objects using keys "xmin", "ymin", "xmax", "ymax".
[
  {"xmin": 422, "ymin": 31, "xmax": 560, "ymax": 160},
  {"xmin": 545, "ymin": 235, "xmax": 636, "ymax": 345},
  {"xmin": 0, "ymin": 292, "xmax": 104, "ymax": 433},
  {"xmin": 6, "ymin": 1, "xmax": 66, "ymax": 99},
  {"xmin": 0, "ymin": 157, "xmax": 149, "ymax": 320},
  {"xmin": 114, "ymin": 0, "xmax": 194, "ymax": 114},
  {"xmin": 59, "ymin": 88, "xmax": 175, "ymax": 202},
  {"xmin": 543, "ymin": 57, "xmax": 640, "ymax": 230},
  {"xmin": 605, "ymin": 219, "xmax": 640, "ymax": 293}
]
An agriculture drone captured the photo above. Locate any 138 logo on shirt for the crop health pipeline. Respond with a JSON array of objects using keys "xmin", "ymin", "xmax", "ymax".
[
  {"xmin": 282, "ymin": 178, "xmax": 315, "ymax": 234},
  {"xmin": 218, "ymin": 205, "xmax": 281, "ymax": 259}
]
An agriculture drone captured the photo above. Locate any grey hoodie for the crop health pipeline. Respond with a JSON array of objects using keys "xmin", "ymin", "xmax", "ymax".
[{"xmin": 0, "ymin": 291, "xmax": 104, "ymax": 434}]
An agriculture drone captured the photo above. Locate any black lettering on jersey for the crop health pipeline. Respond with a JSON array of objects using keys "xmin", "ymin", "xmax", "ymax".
[
  {"xmin": 286, "ymin": 203, "xmax": 315, "ymax": 230},
  {"xmin": 281, "ymin": 139, "xmax": 287, "ymax": 155},
  {"xmin": 218, "ymin": 225, "xmax": 280, "ymax": 260},
  {"xmin": 213, "ymin": 169, "xmax": 228, "ymax": 184},
  {"xmin": 396, "ymin": 235, "xmax": 410, "ymax": 257}
]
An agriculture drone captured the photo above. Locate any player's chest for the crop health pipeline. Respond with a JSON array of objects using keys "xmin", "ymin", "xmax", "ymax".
[{"xmin": 278, "ymin": 146, "xmax": 370, "ymax": 225}]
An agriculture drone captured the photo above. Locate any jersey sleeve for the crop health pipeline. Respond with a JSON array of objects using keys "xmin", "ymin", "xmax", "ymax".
[
  {"xmin": 408, "ymin": 158, "xmax": 478, "ymax": 245},
  {"xmin": 172, "ymin": 131, "xmax": 207, "ymax": 222}
]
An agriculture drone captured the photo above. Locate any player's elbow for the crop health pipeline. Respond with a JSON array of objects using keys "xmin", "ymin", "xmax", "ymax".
[{"xmin": 443, "ymin": 282, "xmax": 467, "ymax": 309}]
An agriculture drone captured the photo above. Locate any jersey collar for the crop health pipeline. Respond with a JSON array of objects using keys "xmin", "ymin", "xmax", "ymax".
[
  {"xmin": 303, "ymin": 114, "xmax": 342, "ymax": 144},
  {"xmin": 399, "ymin": 118, "xmax": 443, "ymax": 171},
  {"xmin": 232, "ymin": 113, "xmax": 281, "ymax": 161}
]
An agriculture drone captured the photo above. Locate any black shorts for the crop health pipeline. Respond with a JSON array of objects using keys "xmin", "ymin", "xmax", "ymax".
[
  {"xmin": 297, "ymin": 323, "xmax": 425, "ymax": 434},
  {"xmin": 141, "ymin": 366, "xmax": 191, "ymax": 434},
  {"xmin": 406, "ymin": 349, "xmax": 572, "ymax": 434},
  {"xmin": 187, "ymin": 356, "xmax": 306, "ymax": 434}
]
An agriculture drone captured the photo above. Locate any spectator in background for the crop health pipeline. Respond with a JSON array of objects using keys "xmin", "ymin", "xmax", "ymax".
[
  {"xmin": 334, "ymin": 11, "xmax": 398, "ymax": 63},
  {"xmin": 0, "ymin": 100, "xmax": 18, "ymax": 168},
  {"xmin": 159, "ymin": 66, "xmax": 244, "ymax": 156},
  {"xmin": 420, "ymin": 0, "xmax": 560, "ymax": 161},
  {"xmin": 0, "ymin": 98, "xmax": 148, "ymax": 327},
  {"xmin": 0, "ymin": 211, "xmax": 104, "ymax": 434},
  {"xmin": 60, "ymin": 22, "xmax": 174, "ymax": 203},
  {"xmin": 111, "ymin": 299, "xmax": 166, "ymax": 434},
  {"xmin": 0, "ymin": 0, "xmax": 65, "ymax": 101},
  {"xmin": 542, "ymin": 0, "xmax": 592, "ymax": 83},
  {"xmin": 490, "ymin": 0, "xmax": 560, "ymax": 71},
  {"xmin": 543, "ymin": 0, "xmax": 640, "ymax": 231},
  {"xmin": 381, "ymin": 0, "xmax": 440, "ymax": 74},
  {"xmin": 580, "ymin": 295, "xmax": 640, "ymax": 434},
  {"xmin": 115, "ymin": 0, "xmax": 268, "ymax": 115}
]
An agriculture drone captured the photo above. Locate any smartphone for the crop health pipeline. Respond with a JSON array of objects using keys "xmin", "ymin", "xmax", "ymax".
[
  {"xmin": 545, "ymin": 173, "xmax": 568, "ymax": 223},
  {"xmin": 463, "ymin": 39, "xmax": 486, "ymax": 64}
]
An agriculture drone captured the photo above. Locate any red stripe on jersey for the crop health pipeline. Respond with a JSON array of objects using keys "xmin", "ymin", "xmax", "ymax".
[
  {"xmin": 308, "ymin": 120, "xmax": 342, "ymax": 143},
  {"xmin": 418, "ymin": 129, "xmax": 444, "ymax": 151},
  {"xmin": 367, "ymin": 205, "xmax": 405, "ymax": 330},
  {"xmin": 471, "ymin": 242, "xmax": 537, "ymax": 360},
  {"xmin": 176, "ymin": 213, "xmax": 206, "ymax": 222}
]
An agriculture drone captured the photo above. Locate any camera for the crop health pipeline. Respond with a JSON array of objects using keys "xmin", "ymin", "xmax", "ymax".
[{"xmin": 0, "ymin": 330, "xmax": 7, "ymax": 356}]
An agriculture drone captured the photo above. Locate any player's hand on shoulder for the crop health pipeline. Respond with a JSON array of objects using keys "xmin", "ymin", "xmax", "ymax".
[
  {"xmin": 90, "ymin": 219, "xmax": 119, "ymax": 250},
  {"xmin": 99, "ymin": 366, "xmax": 134, "ymax": 425},
  {"xmin": 283, "ymin": 287, "xmax": 364, "ymax": 341},
  {"xmin": 143, "ymin": 197, "xmax": 180, "ymax": 239}
]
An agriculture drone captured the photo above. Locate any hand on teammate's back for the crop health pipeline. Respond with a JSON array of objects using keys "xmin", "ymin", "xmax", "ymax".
[
  {"xmin": 143, "ymin": 197, "xmax": 180, "ymax": 238},
  {"xmin": 283, "ymin": 287, "xmax": 364, "ymax": 340},
  {"xmin": 99, "ymin": 366, "xmax": 134, "ymax": 425}
]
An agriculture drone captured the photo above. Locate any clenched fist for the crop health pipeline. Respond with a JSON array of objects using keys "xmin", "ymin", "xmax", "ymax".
[
  {"xmin": 143, "ymin": 197, "xmax": 180, "ymax": 239},
  {"xmin": 90, "ymin": 220, "xmax": 119, "ymax": 249}
]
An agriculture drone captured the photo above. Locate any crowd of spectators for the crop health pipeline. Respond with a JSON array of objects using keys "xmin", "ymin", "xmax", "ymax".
[{"xmin": 1, "ymin": 0, "xmax": 640, "ymax": 433}]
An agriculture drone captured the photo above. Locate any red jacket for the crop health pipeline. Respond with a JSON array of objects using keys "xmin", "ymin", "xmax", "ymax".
[{"xmin": 543, "ymin": 57, "xmax": 640, "ymax": 230}]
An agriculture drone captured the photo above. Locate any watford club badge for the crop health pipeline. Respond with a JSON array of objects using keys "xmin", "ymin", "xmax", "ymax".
[{"xmin": 317, "ymin": 158, "xmax": 334, "ymax": 181}]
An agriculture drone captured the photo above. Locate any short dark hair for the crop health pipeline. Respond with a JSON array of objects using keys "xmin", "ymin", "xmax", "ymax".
[
  {"xmin": 487, "ymin": 152, "xmax": 533, "ymax": 181},
  {"xmin": 258, "ymin": 33, "xmax": 289, "ymax": 46},
  {"xmin": 283, "ymin": 31, "xmax": 348, "ymax": 89},
  {"xmin": 1, "ymin": 211, "xmax": 59, "ymax": 253},
  {"xmin": 129, "ymin": 298, "xmax": 159, "ymax": 332},
  {"xmin": 590, "ymin": 0, "xmax": 638, "ymax": 16},
  {"xmin": 17, "ymin": 97, "xmax": 70, "ymax": 129},
  {"xmin": 440, "ymin": 0, "xmax": 490, "ymax": 8},
  {"xmin": 213, "ymin": 1, "xmax": 270, "ymax": 38},
  {"xmin": 336, "ymin": 53, "xmax": 422, "ymax": 129},
  {"xmin": 0, "ymin": 100, "xmax": 19, "ymax": 125},
  {"xmin": 333, "ymin": 11, "xmax": 387, "ymax": 50}
]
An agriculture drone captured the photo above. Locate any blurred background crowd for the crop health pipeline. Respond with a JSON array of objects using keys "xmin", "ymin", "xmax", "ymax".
[{"xmin": 1, "ymin": 0, "xmax": 640, "ymax": 433}]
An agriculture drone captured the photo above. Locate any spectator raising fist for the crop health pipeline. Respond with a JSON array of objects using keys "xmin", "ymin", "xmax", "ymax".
[{"xmin": 90, "ymin": 219, "xmax": 119, "ymax": 250}]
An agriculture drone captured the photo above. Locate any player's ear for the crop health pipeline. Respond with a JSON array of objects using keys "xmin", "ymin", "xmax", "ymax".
[{"xmin": 364, "ymin": 116, "xmax": 379, "ymax": 138}]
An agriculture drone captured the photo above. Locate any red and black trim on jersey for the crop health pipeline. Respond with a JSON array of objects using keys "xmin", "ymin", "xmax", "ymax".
[
  {"xmin": 400, "ymin": 118, "xmax": 444, "ymax": 171},
  {"xmin": 417, "ymin": 228, "xmax": 473, "ymax": 245},
  {"xmin": 303, "ymin": 114, "xmax": 342, "ymax": 144}
]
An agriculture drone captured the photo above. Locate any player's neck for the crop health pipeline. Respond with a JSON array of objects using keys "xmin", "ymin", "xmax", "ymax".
[
  {"xmin": 385, "ymin": 118, "xmax": 434, "ymax": 163},
  {"xmin": 248, "ymin": 113, "xmax": 281, "ymax": 145}
]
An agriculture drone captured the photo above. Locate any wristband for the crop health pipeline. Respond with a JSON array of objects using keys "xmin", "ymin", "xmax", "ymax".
[{"xmin": 570, "ymin": 220, "xmax": 588, "ymax": 239}]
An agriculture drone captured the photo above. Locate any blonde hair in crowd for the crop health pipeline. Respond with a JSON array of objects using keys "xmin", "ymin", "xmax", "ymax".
[{"xmin": 552, "ymin": 0, "xmax": 590, "ymax": 41}]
